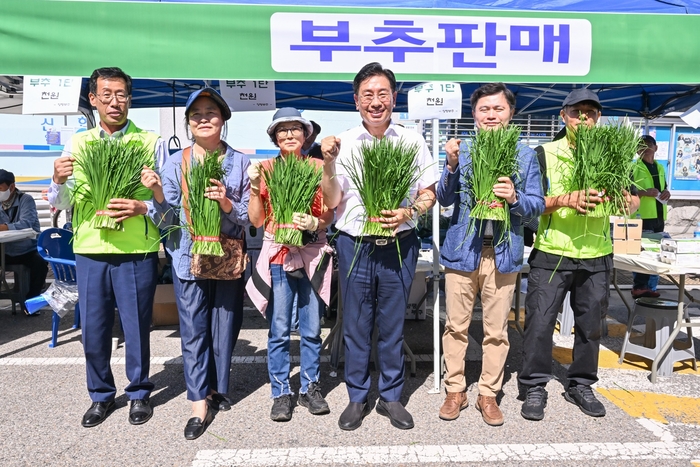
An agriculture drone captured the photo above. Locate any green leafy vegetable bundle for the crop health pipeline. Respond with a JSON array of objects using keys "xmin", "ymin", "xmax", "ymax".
[
  {"xmin": 183, "ymin": 150, "xmax": 226, "ymax": 256},
  {"xmin": 465, "ymin": 125, "xmax": 521, "ymax": 241},
  {"xmin": 72, "ymin": 137, "xmax": 153, "ymax": 230},
  {"xmin": 342, "ymin": 137, "xmax": 421, "ymax": 237},
  {"xmin": 564, "ymin": 120, "xmax": 640, "ymax": 217},
  {"xmin": 260, "ymin": 155, "xmax": 322, "ymax": 246}
]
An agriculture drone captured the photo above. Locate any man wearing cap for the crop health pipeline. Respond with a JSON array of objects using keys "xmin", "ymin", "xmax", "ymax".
[
  {"xmin": 321, "ymin": 62, "xmax": 438, "ymax": 431},
  {"xmin": 0, "ymin": 169, "xmax": 48, "ymax": 309},
  {"xmin": 519, "ymin": 89, "xmax": 639, "ymax": 421},
  {"xmin": 631, "ymin": 135, "xmax": 669, "ymax": 299},
  {"xmin": 48, "ymin": 67, "xmax": 168, "ymax": 428}
]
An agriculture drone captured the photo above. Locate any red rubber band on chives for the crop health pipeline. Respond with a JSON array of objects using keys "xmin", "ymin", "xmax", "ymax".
[
  {"xmin": 488, "ymin": 201, "xmax": 504, "ymax": 209},
  {"xmin": 192, "ymin": 235, "xmax": 220, "ymax": 242},
  {"xmin": 276, "ymin": 224, "xmax": 296, "ymax": 229},
  {"xmin": 96, "ymin": 210, "xmax": 115, "ymax": 216}
]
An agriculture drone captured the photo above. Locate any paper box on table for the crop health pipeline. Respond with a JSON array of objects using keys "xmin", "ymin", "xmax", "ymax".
[
  {"xmin": 613, "ymin": 238, "xmax": 641, "ymax": 255},
  {"xmin": 152, "ymin": 284, "xmax": 179, "ymax": 326},
  {"xmin": 610, "ymin": 216, "xmax": 642, "ymax": 240}
]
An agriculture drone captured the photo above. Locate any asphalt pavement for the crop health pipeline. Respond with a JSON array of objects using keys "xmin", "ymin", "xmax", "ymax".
[{"xmin": 1, "ymin": 282, "xmax": 699, "ymax": 467}]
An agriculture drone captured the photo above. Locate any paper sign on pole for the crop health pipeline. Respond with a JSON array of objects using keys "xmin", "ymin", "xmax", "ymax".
[
  {"xmin": 407, "ymin": 82, "xmax": 462, "ymax": 120},
  {"xmin": 22, "ymin": 76, "xmax": 82, "ymax": 114},
  {"xmin": 219, "ymin": 80, "xmax": 276, "ymax": 111}
]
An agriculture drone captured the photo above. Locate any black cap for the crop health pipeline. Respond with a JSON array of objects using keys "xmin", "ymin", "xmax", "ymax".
[
  {"xmin": 641, "ymin": 134, "xmax": 657, "ymax": 146},
  {"xmin": 562, "ymin": 88, "xmax": 602, "ymax": 110},
  {"xmin": 0, "ymin": 169, "xmax": 15, "ymax": 185},
  {"xmin": 310, "ymin": 120, "xmax": 321, "ymax": 134}
]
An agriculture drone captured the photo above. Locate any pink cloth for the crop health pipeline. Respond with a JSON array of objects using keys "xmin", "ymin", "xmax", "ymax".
[{"xmin": 246, "ymin": 231, "xmax": 334, "ymax": 317}]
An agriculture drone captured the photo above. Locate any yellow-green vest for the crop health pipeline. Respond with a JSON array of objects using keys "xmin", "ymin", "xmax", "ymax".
[
  {"xmin": 70, "ymin": 123, "xmax": 161, "ymax": 254},
  {"xmin": 632, "ymin": 158, "xmax": 667, "ymax": 220},
  {"xmin": 534, "ymin": 137, "xmax": 612, "ymax": 259}
]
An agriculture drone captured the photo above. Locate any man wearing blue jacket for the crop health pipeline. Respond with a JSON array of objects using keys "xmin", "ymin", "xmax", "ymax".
[{"xmin": 437, "ymin": 83, "xmax": 544, "ymax": 426}]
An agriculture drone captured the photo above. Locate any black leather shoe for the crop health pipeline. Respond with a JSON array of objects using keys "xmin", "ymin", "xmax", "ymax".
[
  {"xmin": 81, "ymin": 401, "xmax": 115, "ymax": 428},
  {"xmin": 184, "ymin": 407, "xmax": 214, "ymax": 440},
  {"xmin": 128, "ymin": 399, "xmax": 153, "ymax": 425},
  {"xmin": 338, "ymin": 402, "xmax": 371, "ymax": 431},
  {"xmin": 210, "ymin": 393, "xmax": 231, "ymax": 412},
  {"xmin": 376, "ymin": 400, "xmax": 414, "ymax": 430}
]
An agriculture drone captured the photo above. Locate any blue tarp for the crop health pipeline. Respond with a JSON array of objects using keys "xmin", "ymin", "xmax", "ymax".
[{"xmin": 139, "ymin": 0, "xmax": 700, "ymax": 14}]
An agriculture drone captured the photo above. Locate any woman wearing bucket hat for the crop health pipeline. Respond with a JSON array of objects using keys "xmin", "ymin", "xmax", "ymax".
[
  {"xmin": 245, "ymin": 107, "xmax": 334, "ymax": 422},
  {"xmin": 142, "ymin": 87, "xmax": 251, "ymax": 439}
]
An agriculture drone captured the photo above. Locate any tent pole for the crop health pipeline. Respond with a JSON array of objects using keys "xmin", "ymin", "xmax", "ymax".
[{"xmin": 430, "ymin": 117, "xmax": 441, "ymax": 394}]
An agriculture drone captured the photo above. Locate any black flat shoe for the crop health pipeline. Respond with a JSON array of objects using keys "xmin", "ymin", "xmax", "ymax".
[
  {"xmin": 129, "ymin": 399, "xmax": 153, "ymax": 425},
  {"xmin": 184, "ymin": 408, "xmax": 214, "ymax": 440},
  {"xmin": 338, "ymin": 402, "xmax": 371, "ymax": 431},
  {"xmin": 210, "ymin": 393, "xmax": 231, "ymax": 412},
  {"xmin": 81, "ymin": 401, "xmax": 115, "ymax": 428},
  {"xmin": 376, "ymin": 400, "xmax": 414, "ymax": 430}
]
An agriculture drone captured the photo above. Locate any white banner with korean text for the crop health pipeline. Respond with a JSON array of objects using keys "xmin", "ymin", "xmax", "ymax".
[
  {"xmin": 22, "ymin": 76, "xmax": 82, "ymax": 115},
  {"xmin": 219, "ymin": 80, "xmax": 276, "ymax": 111},
  {"xmin": 270, "ymin": 13, "xmax": 591, "ymax": 76},
  {"xmin": 408, "ymin": 82, "xmax": 462, "ymax": 120}
]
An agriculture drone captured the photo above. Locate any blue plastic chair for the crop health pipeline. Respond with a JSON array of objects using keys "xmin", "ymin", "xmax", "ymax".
[{"xmin": 35, "ymin": 228, "xmax": 80, "ymax": 348}]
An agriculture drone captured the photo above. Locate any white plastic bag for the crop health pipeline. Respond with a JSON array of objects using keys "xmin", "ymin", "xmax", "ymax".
[{"xmin": 41, "ymin": 281, "xmax": 79, "ymax": 318}]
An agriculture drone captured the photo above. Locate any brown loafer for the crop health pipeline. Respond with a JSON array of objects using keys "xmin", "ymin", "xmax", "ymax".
[
  {"xmin": 476, "ymin": 394, "xmax": 504, "ymax": 426},
  {"xmin": 439, "ymin": 391, "xmax": 468, "ymax": 421}
]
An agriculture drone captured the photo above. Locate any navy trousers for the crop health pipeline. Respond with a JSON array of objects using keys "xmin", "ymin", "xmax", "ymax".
[
  {"xmin": 76, "ymin": 253, "xmax": 158, "ymax": 402},
  {"xmin": 173, "ymin": 275, "xmax": 244, "ymax": 401},
  {"xmin": 336, "ymin": 231, "xmax": 419, "ymax": 403}
]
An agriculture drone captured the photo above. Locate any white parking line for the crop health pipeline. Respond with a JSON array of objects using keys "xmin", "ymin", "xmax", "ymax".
[{"xmin": 192, "ymin": 441, "xmax": 698, "ymax": 466}]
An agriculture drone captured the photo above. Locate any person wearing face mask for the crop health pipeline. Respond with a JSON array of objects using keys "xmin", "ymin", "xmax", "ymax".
[
  {"xmin": 0, "ymin": 169, "xmax": 48, "ymax": 312},
  {"xmin": 246, "ymin": 107, "xmax": 334, "ymax": 423},
  {"xmin": 437, "ymin": 83, "xmax": 544, "ymax": 427}
]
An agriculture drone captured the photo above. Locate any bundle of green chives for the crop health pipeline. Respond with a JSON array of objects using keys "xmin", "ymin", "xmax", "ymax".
[
  {"xmin": 342, "ymin": 137, "xmax": 421, "ymax": 237},
  {"xmin": 565, "ymin": 120, "xmax": 640, "ymax": 217},
  {"xmin": 72, "ymin": 137, "xmax": 153, "ymax": 230},
  {"xmin": 183, "ymin": 150, "xmax": 226, "ymax": 256},
  {"xmin": 465, "ymin": 125, "xmax": 521, "ymax": 242},
  {"xmin": 260, "ymin": 155, "xmax": 322, "ymax": 246}
]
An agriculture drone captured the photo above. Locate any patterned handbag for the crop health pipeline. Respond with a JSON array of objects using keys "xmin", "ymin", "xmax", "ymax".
[{"xmin": 189, "ymin": 232, "xmax": 247, "ymax": 280}]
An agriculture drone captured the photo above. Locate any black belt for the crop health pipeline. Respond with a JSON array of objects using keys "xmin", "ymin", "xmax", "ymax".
[
  {"xmin": 482, "ymin": 236, "xmax": 494, "ymax": 248},
  {"xmin": 360, "ymin": 229, "xmax": 414, "ymax": 246}
]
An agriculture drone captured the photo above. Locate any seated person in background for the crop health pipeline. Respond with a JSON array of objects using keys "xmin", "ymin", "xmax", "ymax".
[
  {"xmin": 302, "ymin": 120, "xmax": 323, "ymax": 160},
  {"xmin": 0, "ymin": 169, "xmax": 48, "ymax": 311}
]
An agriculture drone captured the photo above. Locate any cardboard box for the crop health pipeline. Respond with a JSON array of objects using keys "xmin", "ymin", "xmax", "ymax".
[
  {"xmin": 152, "ymin": 284, "xmax": 179, "ymax": 326},
  {"xmin": 613, "ymin": 238, "xmax": 641, "ymax": 255},
  {"xmin": 610, "ymin": 216, "xmax": 642, "ymax": 241}
]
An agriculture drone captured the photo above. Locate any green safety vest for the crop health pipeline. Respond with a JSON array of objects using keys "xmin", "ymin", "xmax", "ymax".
[
  {"xmin": 70, "ymin": 123, "xmax": 161, "ymax": 254},
  {"xmin": 632, "ymin": 158, "xmax": 667, "ymax": 220},
  {"xmin": 534, "ymin": 138, "xmax": 612, "ymax": 259}
]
